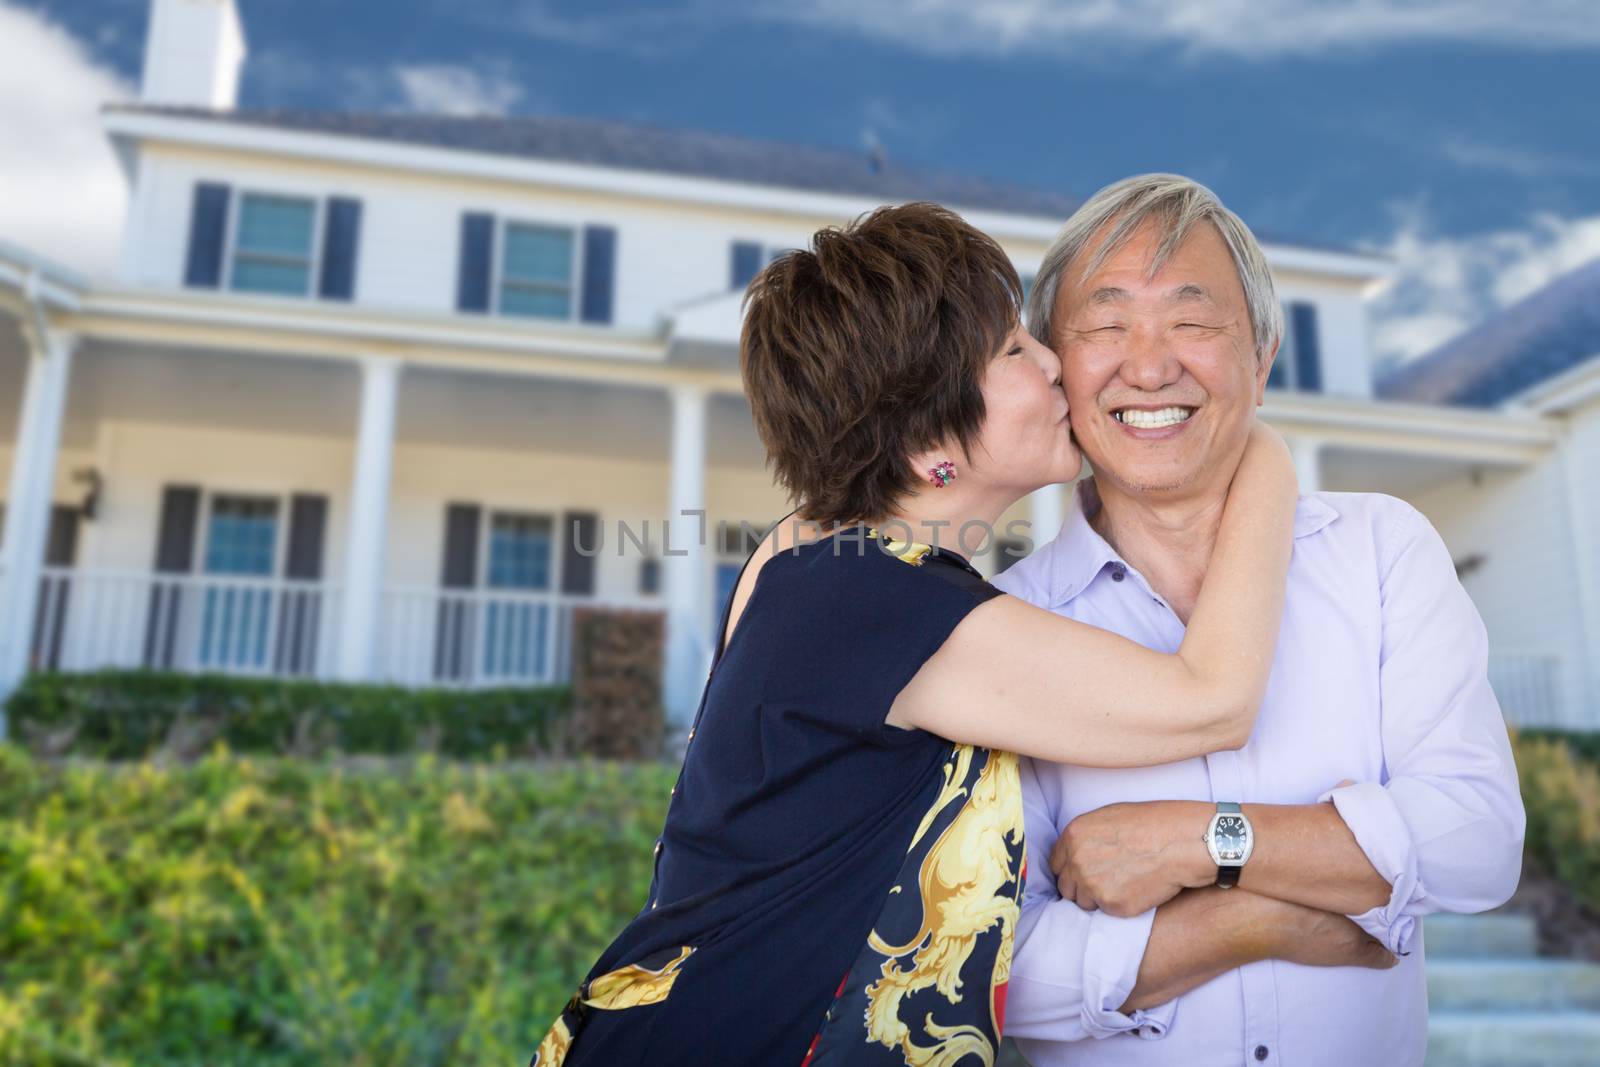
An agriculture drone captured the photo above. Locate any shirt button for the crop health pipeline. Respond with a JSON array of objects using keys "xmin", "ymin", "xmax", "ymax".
[
  {"xmin": 1111, "ymin": 565, "xmax": 1126, "ymax": 582},
  {"xmin": 687, "ymin": 728, "xmax": 696, "ymax": 741},
  {"xmin": 1254, "ymin": 1045, "xmax": 1269, "ymax": 1061},
  {"xmin": 654, "ymin": 841, "xmax": 662, "ymax": 856}
]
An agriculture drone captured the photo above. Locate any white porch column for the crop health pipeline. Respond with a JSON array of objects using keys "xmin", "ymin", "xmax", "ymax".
[
  {"xmin": 0, "ymin": 331, "xmax": 76, "ymax": 724},
  {"xmin": 335, "ymin": 357, "xmax": 400, "ymax": 681},
  {"xmin": 663, "ymin": 382, "xmax": 710, "ymax": 728},
  {"xmin": 1028, "ymin": 483, "xmax": 1067, "ymax": 547},
  {"xmin": 1290, "ymin": 435, "xmax": 1322, "ymax": 494}
]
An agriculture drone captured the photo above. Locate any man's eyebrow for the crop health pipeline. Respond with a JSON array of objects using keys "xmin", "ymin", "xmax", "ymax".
[
  {"xmin": 1087, "ymin": 286, "xmax": 1130, "ymax": 304},
  {"xmin": 1166, "ymin": 283, "xmax": 1215, "ymax": 304}
]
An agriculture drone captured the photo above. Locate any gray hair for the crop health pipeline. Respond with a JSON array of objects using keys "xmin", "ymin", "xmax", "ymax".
[{"xmin": 1026, "ymin": 173, "xmax": 1282, "ymax": 363}]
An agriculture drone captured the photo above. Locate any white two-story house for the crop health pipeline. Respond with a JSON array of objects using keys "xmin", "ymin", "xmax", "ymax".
[{"xmin": 1, "ymin": 0, "xmax": 1593, "ymax": 733}]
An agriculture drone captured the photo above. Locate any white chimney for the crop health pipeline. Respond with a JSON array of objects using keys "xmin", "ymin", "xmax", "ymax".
[{"xmin": 140, "ymin": 0, "xmax": 248, "ymax": 110}]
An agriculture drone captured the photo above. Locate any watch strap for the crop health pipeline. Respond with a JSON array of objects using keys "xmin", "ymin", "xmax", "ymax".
[{"xmin": 1215, "ymin": 801, "xmax": 1244, "ymax": 889}]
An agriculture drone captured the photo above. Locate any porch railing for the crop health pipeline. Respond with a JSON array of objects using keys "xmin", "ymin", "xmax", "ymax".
[
  {"xmin": 20, "ymin": 567, "xmax": 661, "ymax": 689},
  {"xmin": 29, "ymin": 565, "xmax": 342, "ymax": 679},
  {"xmin": 376, "ymin": 585, "xmax": 660, "ymax": 688},
  {"xmin": 1488, "ymin": 651, "xmax": 1571, "ymax": 728}
]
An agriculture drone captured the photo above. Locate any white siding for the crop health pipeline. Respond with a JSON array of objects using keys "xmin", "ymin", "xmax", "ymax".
[
  {"xmin": 120, "ymin": 144, "xmax": 1370, "ymax": 375},
  {"xmin": 1408, "ymin": 452, "xmax": 1594, "ymax": 727}
]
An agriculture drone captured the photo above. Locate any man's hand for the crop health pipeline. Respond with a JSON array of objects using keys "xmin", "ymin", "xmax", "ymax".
[{"xmin": 1051, "ymin": 800, "xmax": 1216, "ymax": 917}]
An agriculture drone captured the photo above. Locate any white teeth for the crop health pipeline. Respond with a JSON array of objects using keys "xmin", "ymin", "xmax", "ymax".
[{"xmin": 1114, "ymin": 406, "xmax": 1195, "ymax": 428}]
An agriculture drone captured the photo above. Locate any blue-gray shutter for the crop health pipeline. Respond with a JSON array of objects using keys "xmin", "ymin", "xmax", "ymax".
[
  {"xmin": 434, "ymin": 503, "xmax": 481, "ymax": 680},
  {"xmin": 580, "ymin": 225, "xmax": 616, "ymax": 324},
  {"xmin": 143, "ymin": 484, "xmax": 201, "ymax": 668},
  {"xmin": 560, "ymin": 511, "xmax": 599, "ymax": 595},
  {"xmin": 275, "ymin": 493, "xmax": 328, "ymax": 676},
  {"xmin": 318, "ymin": 197, "xmax": 362, "ymax": 301},
  {"xmin": 730, "ymin": 241, "xmax": 763, "ymax": 290},
  {"xmin": 31, "ymin": 506, "xmax": 80, "ymax": 670},
  {"xmin": 456, "ymin": 212, "xmax": 495, "ymax": 313},
  {"xmin": 184, "ymin": 182, "xmax": 231, "ymax": 289},
  {"xmin": 1290, "ymin": 302, "xmax": 1322, "ymax": 393}
]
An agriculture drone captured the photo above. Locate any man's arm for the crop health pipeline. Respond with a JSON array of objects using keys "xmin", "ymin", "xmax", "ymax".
[
  {"xmin": 1310, "ymin": 501, "xmax": 1525, "ymax": 953},
  {"xmin": 1050, "ymin": 503, "xmax": 1526, "ymax": 956},
  {"xmin": 1048, "ymin": 797, "xmax": 1393, "ymax": 919},
  {"xmin": 1008, "ymin": 761, "xmax": 1394, "ymax": 1045},
  {"xmin": 1123, "ymin": 886, "xmax": 1397, "ymax": 1012}
]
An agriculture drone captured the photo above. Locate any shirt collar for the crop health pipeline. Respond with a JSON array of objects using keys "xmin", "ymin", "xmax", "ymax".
[{"xmin": 1038, "ymin": 477, "xmax": 1340, "ymax": 610}]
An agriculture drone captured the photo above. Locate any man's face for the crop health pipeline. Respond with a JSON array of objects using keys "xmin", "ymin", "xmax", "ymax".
[{"xmin": 1052, "ymin": 219, "xmax": 1275, "ymax": 498}]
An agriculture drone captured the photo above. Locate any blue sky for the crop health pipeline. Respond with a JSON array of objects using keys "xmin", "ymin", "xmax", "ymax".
[{"xmin": 5, "ymin": 0, "xmax": 1600, "ymax": 368}]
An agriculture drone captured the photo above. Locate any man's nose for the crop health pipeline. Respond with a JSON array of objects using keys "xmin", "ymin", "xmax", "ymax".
[{"xmin": 1120, "ymin": 329, "xmax": 1182, "ymax": 390}]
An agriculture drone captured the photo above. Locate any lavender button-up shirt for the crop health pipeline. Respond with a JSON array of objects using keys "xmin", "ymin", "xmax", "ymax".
[{"xmin": 991, "ymin": 480, "xmax": 1524, "ymax": 1067}]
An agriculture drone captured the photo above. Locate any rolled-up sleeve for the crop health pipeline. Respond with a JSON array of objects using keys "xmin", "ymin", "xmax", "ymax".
[
  {"xmin": 1320, "ymin": 502, "xmax": 1526, "ymax": 956},
  {"xmin": 1007, "ymin": 756, "xmax": 1175, "ymax": 1047}
]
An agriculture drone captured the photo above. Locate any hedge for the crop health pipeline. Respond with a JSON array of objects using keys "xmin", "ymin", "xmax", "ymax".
[
  {"xmin": 4, "ymin": 670, "xmax": 573, "ymax": 761},
  {"xmin": 1515, "ymin": 729, "xmax": 1600, "ymax": 914},
  {"xmin": 0, "ymin": 746, "xmax": 674, "ymax": 1065}
]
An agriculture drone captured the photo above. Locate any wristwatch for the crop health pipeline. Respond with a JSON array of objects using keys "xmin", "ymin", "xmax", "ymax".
[{"xmin": 1202, "ymin": 801, "xmax": 1254, "ymax": 888}]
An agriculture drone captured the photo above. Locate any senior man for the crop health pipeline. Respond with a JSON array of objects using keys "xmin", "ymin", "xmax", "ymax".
[{"xmin": 991, "ymin": 174, "xmax": 1524, "ymax": 1067}]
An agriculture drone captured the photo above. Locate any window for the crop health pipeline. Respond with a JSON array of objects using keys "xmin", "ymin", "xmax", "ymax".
[
  {"xmin": 231, "ymin": 193, "xmax": 317, "ymax": 296},
  {"xmin": 199, "ymin": 494, "xmax": 280, "ymax": 669},
  {"xmin": 1267, "ymin": 301, "xmax": 1322, "ymax": 393},
  {"xmin": 487, "ymin": 512, "xmax": 555, "ymax": 590},
  {"xmin": 638, "ymin": 557, "xmax": 661, "ymax": 596},
  {"xmin": 500, "ymin": 222, "xmax": 576, "ymax": 320},
  {"xmin": 730, "ymin": 241, "xmax": 795, "ymax": 290},
  {"xmin": 712, "ymin": 521, "xmax": 764, "ymax": 645},
  {"xmin": 483, "ymin": 511, "xmax": 556, "ymax": 678}
]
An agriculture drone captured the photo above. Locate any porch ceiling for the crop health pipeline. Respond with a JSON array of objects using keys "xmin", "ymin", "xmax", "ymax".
[
  {"xmin": 0, "ymin": 334, "xmax": 770, "ymax": 469},
  {"xmin": 1320, "ymin": 447, "xmax": 1490, "ymax": 498}
]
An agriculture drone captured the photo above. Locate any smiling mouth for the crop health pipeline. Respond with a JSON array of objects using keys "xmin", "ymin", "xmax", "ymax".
[{"xmin": 1112, "ymin": 406, "xmax": 1196, "ymax": 429}]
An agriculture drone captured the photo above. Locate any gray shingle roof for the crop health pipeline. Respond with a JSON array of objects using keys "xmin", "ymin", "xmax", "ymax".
[
  {"xmin": 104, "ymin": 104, "xmax": 1367, "ymax": 256},
  {"xmin": 1377, "ymin": 256, "xmax": 1600, "ymax": 408},
  {"xmin": 108, "ymin": 104, "xmax": 1086, "ymax": 218}
]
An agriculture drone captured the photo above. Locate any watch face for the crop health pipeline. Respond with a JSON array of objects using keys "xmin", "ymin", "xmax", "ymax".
[{"xmin": 1213, "ymin": 815, "xmax": 1249, "ymax": 861}]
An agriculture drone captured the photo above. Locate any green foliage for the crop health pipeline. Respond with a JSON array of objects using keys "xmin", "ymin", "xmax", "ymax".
[
  {"xmin": 5, "ymin": 670, "xmax": 572, "ymax": 762},
  {"xmin": 1521, "ymin": 729, "xmax": 1600, "ymax": 771},
  {"xmin": 1514, "ymin": 730, "xmax": 1600, "ymax": 911},
  {"xmin": 0, "ymin": 746, "xmax": 673, "ymax": 1065}
]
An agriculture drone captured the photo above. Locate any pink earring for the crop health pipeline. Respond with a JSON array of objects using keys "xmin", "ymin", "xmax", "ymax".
[{"xmin": 928, "ymin": 461, "xmax": 957, "ymax": 488}]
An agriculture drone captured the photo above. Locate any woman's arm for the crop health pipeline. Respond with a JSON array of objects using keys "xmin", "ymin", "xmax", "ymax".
[{"xmin": 889, "ymin": 420, "xmax": 1297, "ymax": 768}]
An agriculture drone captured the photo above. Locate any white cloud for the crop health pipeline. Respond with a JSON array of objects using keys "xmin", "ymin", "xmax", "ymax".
[
  {"xmin": 1437, "ymin": 135, "xmax": 1600, "ymax": 180},
  {"xmin": 753, "ymin": 0, "xmax": 1600, "ymax": 58},
  {"xmin": 0, "ymin": 1, "xmax": 131, "ymax": 278},
  {"xmin": 1368, "ymin": 204, "xmax": 1600, "ymax": 374},
  {"xmin": 393, "ymin": 63, "xmax": 525, "ymax": 117}
]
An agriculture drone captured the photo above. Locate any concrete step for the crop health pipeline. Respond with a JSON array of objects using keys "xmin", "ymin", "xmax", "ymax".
[
  {"xmin": 1425, "ymin": 913, "xmax": 1541, "ymax": 958},
  {"xmin": 1427, "ymin": 1011, "xmax": 1600, "ymax": 1067},
  {"xmin": 1429, "ymin": 959, "xmax": 1600, "ymax": 1011}
]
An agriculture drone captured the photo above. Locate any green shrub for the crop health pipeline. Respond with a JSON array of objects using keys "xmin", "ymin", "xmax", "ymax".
[
  {"xmin": 1513, "ymin": 731, "xmax": 1600, "ymax": 911},
  {"xmin": 5, "ymin": 670, "xmax": 572, "ymax": 762},
  {"xmin": 1520, "ymin": 729, "xmax": 1600, "ymax": 771},
  {"xmin": 0, "ymin": 745, "xmax": 673, "ymax": 1065}
]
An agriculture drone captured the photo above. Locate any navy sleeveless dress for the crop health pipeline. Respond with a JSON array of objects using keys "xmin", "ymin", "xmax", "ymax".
[{"xmin": 529, "ymin": 525, "xmax": 1026, "ymax": 1066}]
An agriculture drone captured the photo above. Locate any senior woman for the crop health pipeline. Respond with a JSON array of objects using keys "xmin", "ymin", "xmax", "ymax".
[{"xmin": 529, "ymin": 202, "xmax": 1299, "ymax": 1067}]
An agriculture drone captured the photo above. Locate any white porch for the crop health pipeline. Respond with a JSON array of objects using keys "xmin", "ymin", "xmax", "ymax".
[{"xmin": 0, "ymin": 257, "xmax": 1591, "ymax": 736}]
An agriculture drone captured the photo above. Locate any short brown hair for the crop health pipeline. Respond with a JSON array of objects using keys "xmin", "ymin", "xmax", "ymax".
[{"xmin": 740, "ymin": 202, "xmax": 1022, "ymax": 525}]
